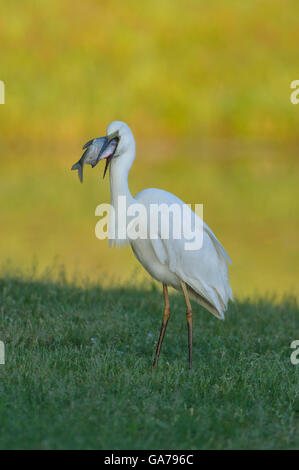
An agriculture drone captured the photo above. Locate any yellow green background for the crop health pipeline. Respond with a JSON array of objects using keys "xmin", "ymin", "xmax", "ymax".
[{"xmin": 0, "ymin": 0, "xmax": 298, "ymax": 297}]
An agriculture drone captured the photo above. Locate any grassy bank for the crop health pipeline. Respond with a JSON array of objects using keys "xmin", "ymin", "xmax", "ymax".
[{"xmin": 0, "ymin": 275, "xmax": 298, "ymax": 449}]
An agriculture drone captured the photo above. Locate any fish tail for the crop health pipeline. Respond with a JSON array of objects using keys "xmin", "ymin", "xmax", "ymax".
[{"xmin": 71, "ymin": 162, "xmax": 83, "ymax": 183}]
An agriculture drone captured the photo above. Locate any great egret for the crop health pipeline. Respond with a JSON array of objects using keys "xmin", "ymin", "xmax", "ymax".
[{"xmin": 72, "ymin": 121, "xmax": 233, "ymax": 368}]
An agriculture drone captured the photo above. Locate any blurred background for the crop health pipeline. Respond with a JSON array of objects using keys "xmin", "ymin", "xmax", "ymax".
[{"xmin": 0, "ymin": 0, "xmax": 298, "ymax": 298}]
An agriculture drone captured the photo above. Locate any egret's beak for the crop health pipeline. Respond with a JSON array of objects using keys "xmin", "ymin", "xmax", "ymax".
[
  {"xmin": 71, "ymin": 134, "xmax": 119, "ymax": 182},
  {"xmin": 99, "ymin": 131, "xmax": 120, "ymax": 177},
  {"xmin": 96, "ymin": 135, "xmax": 119, "ymax": 179}
]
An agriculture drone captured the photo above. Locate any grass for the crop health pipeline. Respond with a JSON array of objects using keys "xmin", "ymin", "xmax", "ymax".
[{"xmin": 0, "ymin": 274, "xmax": 298, "ymax": 449}]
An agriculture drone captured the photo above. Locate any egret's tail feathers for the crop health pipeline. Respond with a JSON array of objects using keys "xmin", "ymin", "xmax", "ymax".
[
  {"xmin": 187, "ymin": 284, "xmax": 227, "ymax": 320},
  {"xmin": 187, "ymin": 284, "xmax": 226, "ymax": 320}
]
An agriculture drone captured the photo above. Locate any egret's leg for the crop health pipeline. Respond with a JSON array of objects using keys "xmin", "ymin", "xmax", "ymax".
[
  {"xmin": 180, "ymin": 281, "xmax": 193, "ymax": 369},
  {"xmin": 153, "ymin": 284, "xmax": 170, "ymax": 368}
]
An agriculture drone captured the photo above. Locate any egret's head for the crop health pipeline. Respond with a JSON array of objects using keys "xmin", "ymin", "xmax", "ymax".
[
  {"xmin": 71, "ymin": 121, "xmax": 135, "ymax": 182},
  {"xmin": 106, "ymin": 121, "xmax": 135, "ymax": 157},
  {"xmin": 103, "ymin": 121, "xmax": 135, "ymax": 176}
]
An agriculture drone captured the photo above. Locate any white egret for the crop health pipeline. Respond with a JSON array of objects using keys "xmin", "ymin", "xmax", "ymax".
[{"xmin": 72, "ymin": 121, "xmax": 233, "ymax": 368}]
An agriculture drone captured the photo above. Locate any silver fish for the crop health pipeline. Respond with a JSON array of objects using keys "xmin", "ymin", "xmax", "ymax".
[{"xmin": 71, "ymin": 137, "xmax": 118, "ymax": 182}]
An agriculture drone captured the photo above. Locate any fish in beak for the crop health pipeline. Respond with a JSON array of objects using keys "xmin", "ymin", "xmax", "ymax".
[{"xmin": 71, "ymin": 135, "xmax": 119, "ymax": 182}]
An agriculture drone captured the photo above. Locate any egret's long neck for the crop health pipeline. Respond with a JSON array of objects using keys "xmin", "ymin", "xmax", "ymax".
[
  {"xmin": 109, "ymin": 148, "xmax": 135, "ymax": 208},
  {"xmin": 108, "ymin": 144, "xmax": 135, "ymax": 244}
]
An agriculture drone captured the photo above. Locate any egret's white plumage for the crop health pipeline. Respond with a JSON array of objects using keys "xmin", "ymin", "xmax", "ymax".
[
  {"xmin": 74, "ymin": 120, "xmax": 233, "ymax": 368},
  {"xmin": 106, "ymin": 121, "xmax": 233, "ymax": 321},
  {"xmin": 133, "ymin": 189, "xmax": 233, "ymax": 320}
]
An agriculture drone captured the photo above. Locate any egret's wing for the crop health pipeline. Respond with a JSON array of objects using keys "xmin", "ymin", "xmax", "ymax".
[
  {"xmin": 158, "ymin": 230, "xmax": 232, "ymax": 318},
  {"xmin": 203, "ymin": 221, "xmax": 232, "ymax": 265},
  {"xmin": 135, "ymin": 188, "xmax": 233, "ymax": 318},
  {"xmin": 147, "ymin": 220, "xmax": 232, "ymax": 317},
  {"xmin": 162, "ymin": 232, "xmax": 232, "ymax": 318}
]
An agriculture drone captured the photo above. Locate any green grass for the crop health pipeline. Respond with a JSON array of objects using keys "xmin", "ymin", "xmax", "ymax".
[{"xmin": 0, "ymin": 275, "xmax": 298, "ymax": 449}]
